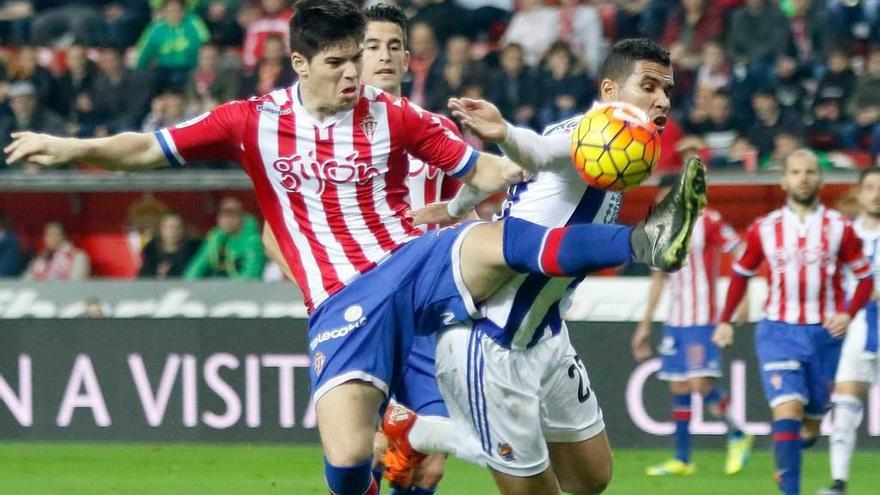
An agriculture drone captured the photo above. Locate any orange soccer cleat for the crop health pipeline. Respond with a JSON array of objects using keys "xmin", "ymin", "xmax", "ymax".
[{"xmin": 380, "ymin": 403, "xmax": 427, "ymax": 489}]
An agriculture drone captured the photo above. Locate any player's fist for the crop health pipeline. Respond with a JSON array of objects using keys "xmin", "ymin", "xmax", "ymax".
[
  {"xmin": 712, "ymin": 323, "xmax": 734, "ymax": 348},
  {"xmin": 631, "ymin": 322, "xmax": 653, "ymax": 361},
  {"xmin": 823, "ymin": 312, "xmax": 852, "ymax": 339},
  {"xmin": 448, "ymin": 97, "xmax": 507, "ymax": 143},
  {"xmin": 4, "ymin": 131, "xmax": 76, "ymax": 167},
  {"xmin": 406, "ymin": 202, "xmax": 459, "ymax": 227}
]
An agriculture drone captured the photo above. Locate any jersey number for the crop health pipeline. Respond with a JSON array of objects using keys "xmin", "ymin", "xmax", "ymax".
[{"xmin": 567, "ymin": 355, "xmax": 591, "ymax": 403}]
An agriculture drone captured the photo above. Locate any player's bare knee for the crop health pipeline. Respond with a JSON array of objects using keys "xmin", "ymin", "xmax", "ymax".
[
  {"xmin": 558, "ymin": 459, "xmax": 612, "ymax": 494},
  {"xmin": 772, "ymin": 400, "xmax": 804, "ymax": 420},
  {"xmin": 690, "ymin": 377, "xmax": 714, "ymax": 396},
  {"xmin": 413, "ymin": 454, "xmax": 445, "ymax": 488},
  {"xmin": 668, "ymin": 381, "xmax": 690, "ymax": 395}
]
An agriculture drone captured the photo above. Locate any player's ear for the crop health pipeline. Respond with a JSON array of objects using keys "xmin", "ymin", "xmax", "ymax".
[
  {"xmin": 403, "ymin": 50, "xmax": 411, "ymax": 71},
  {"xmin": 599, "ymin": 78, "xmax": 617, "ymax": 101},
  {"xmin": 291, "ymin": 52, "xmax": 309, "ymax": 79}
]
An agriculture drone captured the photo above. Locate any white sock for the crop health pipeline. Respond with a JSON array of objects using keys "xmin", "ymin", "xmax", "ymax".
[
  {"xmin": 408, "ymin": 415, "xmax": 487, "ymax": 467},
  {"xmin": 830, "ymin": 395, "xmax": 862, "ymax": 482}
]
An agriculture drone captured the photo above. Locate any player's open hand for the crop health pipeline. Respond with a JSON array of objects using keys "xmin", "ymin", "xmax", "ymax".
[
  {"xmin": 823, "ymin": 312, "xmax": 852, "ymax": 339},
  {"xmin": 631, "ymin": 322, "xmax": 653, "ymax": 361},
  {"xmin": 448, "ymin": 97, "xmax": 507, "ymax": 143},
  {"xmin": 712, "ymin": 323, "xmax": 734, "ymax": 348},
  {"xmin": 4, "ymin": 131, "xmax": 74, "ymax": 167},
  {"xmin": 406, "ymin": 202, "xmax": 459, "ymax": 227}
]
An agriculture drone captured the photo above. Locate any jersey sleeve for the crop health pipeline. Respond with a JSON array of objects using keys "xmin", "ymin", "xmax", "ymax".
[
  {"xmin": 154, "ymin": 100, "xmax": 249, "ymax": 167},
  {"xmin": 705, "ymin": 210, "xmax": 741, "ymax": 254},
  {"xmin": 398, "ymin": 99, "xmax": 476, "ymax": 179},
  {"xmin": 731, "ymin": 220, "xmax": 765, "ymax": 277},
  {"xmin": 839, "ymin": 223, "xmax": 872, "ymax": 279}
]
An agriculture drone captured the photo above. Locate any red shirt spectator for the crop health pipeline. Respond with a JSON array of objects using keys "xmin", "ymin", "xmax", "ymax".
[{"xmin": 241, "ymin": 0, "xmax": 294, "ymax": 72}]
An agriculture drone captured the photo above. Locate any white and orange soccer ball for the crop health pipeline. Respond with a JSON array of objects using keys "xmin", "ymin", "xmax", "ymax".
[{"xmin": 570, "ymin": 102, "xmax": 661, "ymax": 191}]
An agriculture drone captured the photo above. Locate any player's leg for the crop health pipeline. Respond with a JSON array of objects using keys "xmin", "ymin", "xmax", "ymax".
[
  {"xmin": 458, "ymin": 157, "xmax": 708, "ymax": 303},
  {"xmin": 647, "ymin": 326, "xmax": 695, "ymax": 475},
  {"xmin": 803, "ymin": 327, "xmax": 844, "ymax": 449},
  {"xmin": 771, "ymin": 400, "xmax": 806, "ymax": 495},
  {"xmin": 539, "ymin": 327, "xmax": 612, "ymax": 493}
]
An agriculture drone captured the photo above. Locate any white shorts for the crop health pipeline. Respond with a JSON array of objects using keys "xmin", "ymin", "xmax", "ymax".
[
  {"xmin": 434, "ymin": 322, "xmax": 605, "ymax": 477},
  {"xmin": 836, "ymin": 309, "xmax": 880, "ymax": 384}
]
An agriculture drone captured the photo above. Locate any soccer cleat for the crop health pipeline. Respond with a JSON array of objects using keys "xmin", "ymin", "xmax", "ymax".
[
  {"xmin": 817, "ymin": 480, "xmax": 846, "ymax": 495},
  {"xmin": 646, "ymin": 459, "xmax": 697, "ymax": 476},
  {"xmin": 380, "ymin": 403, "xmax": 427, "ymax": 489},
  {"xmin": 630, "ymin": 157, "xmax": 707, "ymax": 271},
  {"xmin": 724, "ymin": 433, "xmax": 754, "ymax": 474}
]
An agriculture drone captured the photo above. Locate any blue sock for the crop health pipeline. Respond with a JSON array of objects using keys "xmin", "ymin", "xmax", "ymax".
[
  {"xmin": 325, "ymin": 458, "xmax": 376, "ymax": 495},
  {"xmin": 673, "ymin": 394, "xmax": 691, "ymax": 463},
  {"xmin": 503, "ymin": 217, "xmax": 633, "ymax": 276},
  {"xmin": 773, "ymin": 419, "xmax": 802, "ymax": 495},
  {"xmin": 372, "ymin": 468, "xmax": 383, "ymax": 494},
  {"xmin": 703, "ymin": 387, "xmax": 743, "ymax": 437}
]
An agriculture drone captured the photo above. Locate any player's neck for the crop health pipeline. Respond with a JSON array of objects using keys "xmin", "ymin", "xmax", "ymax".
[
  {"xmin": 786, "ymin": 199, "xmax": 819, "ymax": 220},
  {"xmin": 860, "ymin": 213, "xmax": 880, "ymax": 232}
]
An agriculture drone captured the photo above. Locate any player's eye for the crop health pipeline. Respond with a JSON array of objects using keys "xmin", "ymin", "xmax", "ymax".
[{"xmin": 365, "ymin": 44, "xmax": 379, "ymax": 51}]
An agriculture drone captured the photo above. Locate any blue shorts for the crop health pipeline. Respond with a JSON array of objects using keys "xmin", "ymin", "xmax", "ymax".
[
  {"xmin": 755, "ymin": 319, "xmax": 843, "ymax": 419},
  {"xmin": 307, "ymin": 222, "xmax": 480, "ymax": 403},
  {"xmin": 394, "ymin": 334, "xmax": 449, "ymax": 417},
  {"xmin": 657, "ymin": 325, "xmax": 723, "ymax": 381}
]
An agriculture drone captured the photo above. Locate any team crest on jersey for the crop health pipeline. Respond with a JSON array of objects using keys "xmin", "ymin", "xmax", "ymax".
[
  {"xmin": 313, "ymin": 352, "xmax": 325, "ymax": 375},
  {"xmin": 360, "ymin": 114, "xmax": 377, "ymax": 142},
  {"xmin": 770, "ymin": 373, "xmax": 783, "ymax": 390},
  {"xmin": 497, "ymin": 443, "xmax": 515, "ymax": 461}
]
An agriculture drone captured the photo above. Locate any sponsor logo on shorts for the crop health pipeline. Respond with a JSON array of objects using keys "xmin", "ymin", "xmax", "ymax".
[
  {"xmin": 497, "ymin": 443, "xmax": 515, "ymax": 462},
  {"xmin": 313, "ymin": 352, "xmax": 325, "ymax": 375},
  {"xmin": 309, "ymin": 305, "xmax": 367, "ymax": 351}
]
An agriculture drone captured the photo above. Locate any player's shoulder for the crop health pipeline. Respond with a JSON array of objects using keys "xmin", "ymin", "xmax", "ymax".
[
  {"xmin": 541, "ymin": 114, "xmax": 584, "ymax": 137},
  {"xmin": 752, "ymin": 209, "xmax": 783, "ymax": 229},
  {"xmin": 823, "ymin": 207, "xmax": 852, "ymax": 226}
]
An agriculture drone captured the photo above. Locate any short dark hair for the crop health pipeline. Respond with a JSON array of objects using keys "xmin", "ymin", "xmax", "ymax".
[
  {"xmin": 290, "ymin": 0, "xmax": 365, "ymax": 61},
  {"xmin": 598, "ymin": 39, "xmax": 670, "ymax": 84},
  {"xmin": 859, "ymin": 167, "xmax": 880, "ymax": 185},
  {"xmin": 364, "ymin": 3, "xmax": 408, "ymax": 49}
]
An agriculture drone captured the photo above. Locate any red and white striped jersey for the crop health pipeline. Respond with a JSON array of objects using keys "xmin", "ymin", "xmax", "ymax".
[
  {"xmin": 733, "ymin": 205, "xmax": 871, "ymax": 324},
  {"xmin": 405, "ymin": 114, "xmax": 463, "ymax": 231},
  {"xmin": 156, "ymin": 84, "xmax": 475, "ymax": 312},
  {"xmin": 242, "ymin": 10, "xmax": 294, "ymax": 70},
  {"xmin": 667, "ymin": 208, "xmax": 740, "ymax": 326}
]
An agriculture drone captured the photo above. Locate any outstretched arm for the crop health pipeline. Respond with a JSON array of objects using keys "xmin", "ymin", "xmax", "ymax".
[
  {"xmin": 4, "ymin": 131, "xmax": 168, "ymax": 171},
  {"xmin": 632, "ymin": 271, "xmax": 667, "ymax": 361},
  {"xmin": 448, "ymin": 97, "xmax": 571, "ymax": 173}
]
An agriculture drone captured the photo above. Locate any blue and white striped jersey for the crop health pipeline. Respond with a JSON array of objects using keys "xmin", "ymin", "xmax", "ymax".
[
  {"xmin": 850, "ymin": 215, "xmax": 880, "ymax": 353},
  {"xmin": 474, "ymin": 114, "xmax": 623, "ymax": 350}
]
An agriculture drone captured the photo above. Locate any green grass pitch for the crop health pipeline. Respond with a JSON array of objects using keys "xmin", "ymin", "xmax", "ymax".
[{"xmin": 1, "ymin": 442, "xmax": 879, "ymax": 494}]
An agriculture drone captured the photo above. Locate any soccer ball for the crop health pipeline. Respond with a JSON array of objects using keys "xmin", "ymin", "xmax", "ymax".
[{"xmin": 570, "ymin": 102, "xmax": 661, "ymax": 191}]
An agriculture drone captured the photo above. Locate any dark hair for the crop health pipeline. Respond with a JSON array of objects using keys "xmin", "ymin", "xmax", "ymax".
[
  {"xmin": 598, "ymin": 39, "xmax": 670, "ymax": 84},
  {"xmin": 364, "ymin": 3, "xmax": 408, "ymax": 49},
  {"xmin": 859, "ymin": 167, "xmax": 880, "ymax": 185},
  {"xmin": 290, "ymin": 0, "xmax": 365, "ymax": 61}
]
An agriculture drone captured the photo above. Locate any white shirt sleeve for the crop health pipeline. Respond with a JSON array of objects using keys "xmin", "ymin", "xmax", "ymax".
[{"xmin": 498, "ymin": 123, "xmax": 571, "ymax": 173}]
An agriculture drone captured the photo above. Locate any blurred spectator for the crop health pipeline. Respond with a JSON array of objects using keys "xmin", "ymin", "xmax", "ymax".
[
  {"xmin": 408, "ymin": 0, "xmax": 469, "ymax": 43},
  {"xmin": 787, "ymin": 0, "xmax": 837, "ymax": 68},
  {"xmin": 241, "ymin": 0, "xmax": 293, "ymax": 72},
  {"xmin": 405, "ymin": 22, "xmax": 444, "ymax": 111},
  {"xmin": 828, "ymin": 0, "xmax": 879, "ymax": 44},
  {"xmin": 760, "ymin": 130, "xmax": 834, "ymax": 169},
  {"xmin": 693, "ymin": 40, "xmax": 730, "ymax": 94},
  {"xmin": 727, "ymin": 0, "xmax": 792, "ymax": 81},
  {"xmin": 0, "ymin": 81, "xmax": 67, "ymax": 170},
  {"xmin": 7, "ymin": 46, "xmax": 53, "ymax": 104},
  {"xmin": 841, "ymin": 48, "xmax": 880, "ymax": 160},
  {"xmin": 103, "ymin": 1, "xmax": 152, "ymax": 49},
  {"xmin": 557, "ymin": 0, "xmax": 604, "ymax": 77},
  {"xmin": 771, "ymin": 55, "xmax": 810, "ymax": 112},
  {"xmin": 139, "ymin": 212, "xmax": 201, "ymax": 279},
  {"xmin": 488, "ymin": 42, "xmax": 540, "ymax": 128},
  {"xmin": 184, "ymin": 197, "xmax": 264, "ymax": 280},
  {"xmin": 82, "ymin": 296, "xmax": 105, "ymax": 318},
  {"xmin": 242, "ymin": 34, "xmax": 294, "ymax": 97},
  {"xmin": 661, "ymin": 0, "xmax": 724, "ymax": 74},
  {"xmin": 50, "ymin": 44, "xmax": 98, "ymax": 135},
  {"xmin": 746, "ymin": 89, "xmax": 805, "ymax": 159},
  {"xmin": 454, "ymin": 0, "xmax": 512, "ymax": 39},
  {"xmin": 814, "ymin": 47, "xmax": 855, "ymax": 108},
  {"xmin": 430, "ymin": 35, "xmax": 488, "ymax": 112},
  {"xmin": 810, "ymin": 95, "xmax": 848, "ymax": 150},
  {"xmin": 136, "ymin": 0, "xmax": 210, "ymax": 91},
  {"xmin": 501, "ymin": 0, "xmax": 558, "ymax": 67},
  {"xmin": 537, "ymin": 40, "xmax": 594, "ymax": 129},
  {"xmin": 92, "ymin": 47, "xmax": 153, "ymax": 133},
  {"xmin": 0, "ymin": 0, "xmax": 34, "ymax": 45},
  {"xmin": 24, "ymin": 222, "xmax": 90, "ymax": 281},
  {"xmin": 683, "ymin": 90, "xmax": 743, "ymax": 166},
  {"xmin": 184, "ymin": 42, "xmax": 242, "ymax": 112},
  {"xmin": 198, "ymin": 0, "xmax": 242, "ymax": 46},
  {"xmin": 30, "ymin": 0, "xmax": 104, "ymax": 46},
  {"xmin": 0, "ymin": 213, "xmax": 24, "ymax": 277},
  {"xmin": 615, "ymin": 0, "xmax": 652, "ymax": 40},
  {"xmin": 142, "ymin": 90, "xmax": 191, "ymax": 132}
]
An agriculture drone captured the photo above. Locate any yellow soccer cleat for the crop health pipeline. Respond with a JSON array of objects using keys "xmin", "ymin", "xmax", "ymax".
[
  {"xmin": 724, "ymin": 433, "xmax": 754, "ymax": 475},
  {"xmin": 646, "ymin": 459, "xmax": 697, "ymax": 476}
]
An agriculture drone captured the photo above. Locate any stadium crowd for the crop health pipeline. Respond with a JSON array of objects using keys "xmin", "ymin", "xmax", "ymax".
[{"xmin": 1, "ymin": 0, "xmax": 880, "ymax": 280}]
